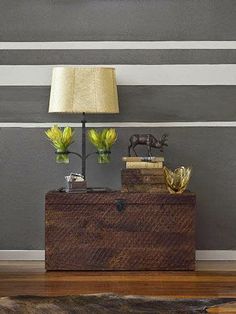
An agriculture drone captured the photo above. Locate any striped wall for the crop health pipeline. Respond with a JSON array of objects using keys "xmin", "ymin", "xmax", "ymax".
[{"xmin": 0, "ymin": 0, "xmax": 236, "ymax": 251}]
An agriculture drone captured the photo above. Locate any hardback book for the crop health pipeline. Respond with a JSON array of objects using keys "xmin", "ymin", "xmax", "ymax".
[
  {"xmin": 121, "ymin": 184, "xmax": 168, "ymax": 193},
  {"xmin": 124, "ymin": 168, "xmax": 164, "ymax": 175},
  {"xmin": 122, "ymin": 156, "xmax": 164, "ymax": 162},
  {"xmin": 121, "ymin": 169, "xmax": 165, "ymax": 185},
  {"xmin": 126, "ymin": 161, "xmax": 163, "ymax": 169}
]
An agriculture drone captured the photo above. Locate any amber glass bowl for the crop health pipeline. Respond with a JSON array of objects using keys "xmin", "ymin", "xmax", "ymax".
[{"xmin": 164, "ymin": 166, "xmax": 192, "ymax": 194}]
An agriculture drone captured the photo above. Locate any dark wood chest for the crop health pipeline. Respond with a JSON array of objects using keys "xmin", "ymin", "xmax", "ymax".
[{"xmin": 45, "ymin": 191, "xmax": 196, "ymax": 271}]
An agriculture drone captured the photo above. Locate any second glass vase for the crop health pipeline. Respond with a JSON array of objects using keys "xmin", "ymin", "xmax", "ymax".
[{"xmin": 97, "ymin": 150, "xmax": 111, "ymax": 163}]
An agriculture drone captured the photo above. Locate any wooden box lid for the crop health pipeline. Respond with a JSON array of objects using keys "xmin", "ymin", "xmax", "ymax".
[{"xmin": 46, "ymin": 191, "xmax": 196, "ymax": 205}]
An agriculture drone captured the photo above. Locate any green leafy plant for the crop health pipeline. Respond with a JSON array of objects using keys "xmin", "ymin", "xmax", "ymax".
[
  {"xmin": 88, "ymin": 128, "xmax": 117, "ymax": 163},
  {"xmin": 45, "ymin": 125, "xmax": 74, "ymax": 163}
]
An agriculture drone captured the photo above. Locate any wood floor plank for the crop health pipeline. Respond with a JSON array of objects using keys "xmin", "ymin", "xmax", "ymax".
[{"xmin": 0, "ymin": 261, "xmax": 236, "ymax": 298}]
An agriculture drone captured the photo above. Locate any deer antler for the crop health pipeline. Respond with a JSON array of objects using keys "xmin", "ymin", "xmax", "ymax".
[{"xmin": 161, "ymin": 134, "xmax": 168, "ymax": 146}]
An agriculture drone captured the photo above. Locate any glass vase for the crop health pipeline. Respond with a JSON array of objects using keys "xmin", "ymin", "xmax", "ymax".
[
  {"xmin": 97, "ymin": 150, "xmax": 111, "ymax": 164},
  {"xmin": 56, "ymin": 150, "xmax": 69, "ymax": 164}
]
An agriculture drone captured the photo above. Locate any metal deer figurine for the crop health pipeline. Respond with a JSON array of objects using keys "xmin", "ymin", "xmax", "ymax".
[{"xmin": 128, "ymin": 134, "xmax": 168, "ymax": 157}]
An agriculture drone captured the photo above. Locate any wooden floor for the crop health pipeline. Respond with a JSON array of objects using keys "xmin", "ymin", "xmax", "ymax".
[{"xmin": 0, "ymin": 261, "xmax": 236, "ymax": 300}]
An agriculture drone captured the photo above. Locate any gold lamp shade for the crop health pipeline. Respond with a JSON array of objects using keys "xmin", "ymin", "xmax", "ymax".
[{"xmin": 49, "ymin": 67, "xmax": 119, "ymax": 114}]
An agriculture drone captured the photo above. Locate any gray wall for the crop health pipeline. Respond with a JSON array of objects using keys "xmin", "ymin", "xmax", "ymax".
[
  {"xmin": 1, "ymin": 0, "xmax": 236, "ymax": 41},
  {"xmin": 0, "ymin": 0, "xmax": 236, "ymax": 250}
]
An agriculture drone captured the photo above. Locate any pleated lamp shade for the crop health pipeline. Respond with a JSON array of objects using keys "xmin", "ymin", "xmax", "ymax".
[{"xmin": 49, "ymin": 67, "xmax": 119, "ymax": 114}]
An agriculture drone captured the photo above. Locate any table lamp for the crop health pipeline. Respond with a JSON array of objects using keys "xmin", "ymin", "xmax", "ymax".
[{"xmin": 48, "ymin": 67, "xmax": 119, "ymax": 179}]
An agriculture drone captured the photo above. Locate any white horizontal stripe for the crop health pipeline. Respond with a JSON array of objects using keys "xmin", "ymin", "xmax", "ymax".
[
  {"xmin": 1, "ymin": 65, "xmax": 236, "ymax": 85},
  {"xmin": 1, "ymin": 122, "xmax": 236, "ymax": 128},
  {"xmin": 2, "ymin": 41, "xmax": 236, "ymax": 50},
  {"xmin": 0, "ymin": 250, "xmax": 235, "ymax": 260}
]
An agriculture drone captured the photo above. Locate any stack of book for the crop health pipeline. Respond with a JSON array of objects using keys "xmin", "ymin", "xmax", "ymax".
[
  {"xmin": 121, "ymin": 156, "xmax": 168, "ymax": 193},
  {"xmin": 123, "ymin": 156, "xmax": 164, "ymax": 169}
]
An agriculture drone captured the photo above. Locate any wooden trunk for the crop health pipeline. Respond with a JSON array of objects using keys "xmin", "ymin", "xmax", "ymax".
[{"xmin": 45, "ymin": 191, "xmax": 196, "ymax": 271}]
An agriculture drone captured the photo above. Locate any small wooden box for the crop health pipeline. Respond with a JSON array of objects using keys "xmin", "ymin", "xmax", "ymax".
[
  {"xmin": 121, "ymin": 168, "xmax": 168, "ymax": 193},
  {"xmin": 45, "ymin": 191, "xmax": 196, "ymax": 271},
  {"xmin": 65, "ymin": 180, "xmax": 87, "ymax": 192}
]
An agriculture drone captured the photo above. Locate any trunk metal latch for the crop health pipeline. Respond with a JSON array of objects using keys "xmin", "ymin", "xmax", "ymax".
[{"xmin": 115, "ymin": 199, "xmax": 126, "ymax": 212}]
